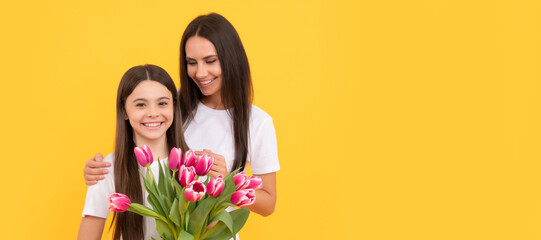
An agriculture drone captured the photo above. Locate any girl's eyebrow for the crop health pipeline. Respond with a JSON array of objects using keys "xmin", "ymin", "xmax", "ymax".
[
  {"xmin": 186, "ymin": 55, "xmax": 217, "ymax": 61},
  {"xmin": 132, "ymin": 96, "xmax": 170, "ymax": 102}
]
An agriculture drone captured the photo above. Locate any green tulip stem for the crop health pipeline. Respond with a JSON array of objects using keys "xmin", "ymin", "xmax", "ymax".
[
  {"xmin": 169, "ymin": 221, "xmax": 178, "ymax": 240},
  {"xmin": 184, "ymin": 200, "xmax": 190, "ymax": 230},
  {"xmin": 148, "ymin": 165, "xmax": 157, "ymax": 184},
  {"xmin": 180, "ymin": 201, "xmax": 186, "ymax": 229},
  {"xmin": 170, "ymin": 170, "xmax": 177, "ymax": 189}
]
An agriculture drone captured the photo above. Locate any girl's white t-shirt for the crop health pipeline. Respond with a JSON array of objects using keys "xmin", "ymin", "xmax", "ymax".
[{"xmin": 82, "ymin": 153, "xmax": 164, "ymax": 240}]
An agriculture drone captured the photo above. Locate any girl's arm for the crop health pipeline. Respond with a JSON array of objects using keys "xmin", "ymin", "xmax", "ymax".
[
  {"xmin": 248, "ymin": 172, "xmax": 277, "ymax": 217},
  {"xmin": 77, "ymin": 216, "xmax": 106, "ymax": 240}
]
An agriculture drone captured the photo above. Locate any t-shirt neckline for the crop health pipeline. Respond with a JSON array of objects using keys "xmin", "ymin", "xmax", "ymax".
[{"xmin": 198, "ymin": 101, "xmax": 229, "ymax": 113}]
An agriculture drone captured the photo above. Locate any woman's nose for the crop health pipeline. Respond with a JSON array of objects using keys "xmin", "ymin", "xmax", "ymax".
[{"xmin": 195, "ymin": 64, "xmax": 207, "ymax": 79}]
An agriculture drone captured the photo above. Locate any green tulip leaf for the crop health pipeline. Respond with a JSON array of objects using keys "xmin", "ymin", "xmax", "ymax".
[
  {"xmin": 141, "ymin": 171, "xmax": 168, "ymax": 217},
  {"xmin": 200, "ymin": 221, "xmax": 233, "ymax": 240},
  {"xmin": 178, "ymin": 187, "xmax": 186, "ymax": 216},
  {"xmin": 156, "ymin": 219, "xmax": 174, "ymax": 240},
  {"xmin": 172, "ymin": 179, "xmax": 183, "ymax": 198},
  {"xmin": 178, "ymin": 230, "xmax": 194, "ymax": 240},
  {"xmin": 230, "ymin": 208, "xmax": 250, "ymax": 235},
  {"xmin": 158, "ymin": 161, "xmax": 175, "ymax": 207},
  {"xmin": 187, "ymin": 198, "xmax": 215, "ymax": 239},
  {"xmin": 146, "ymin": 186, "xmax": 167, "ymax": 217},
  {"xmin": 128, "ymin": 203, "xmax": 163, "ymax": 220},
  {"xmin": 158, "ymin": 161, "xmax": 169, "ymax": 199},
  {"xmin": 169, "ymin": 198, "xmax": 181, "ymax": 228},
  {"xmin": 210, "ymin": 210, "xmax": 233, "ymax": 234},
  {"xmin": 163, "ymin": 197, "xmax": 173, "ymax": 214}
]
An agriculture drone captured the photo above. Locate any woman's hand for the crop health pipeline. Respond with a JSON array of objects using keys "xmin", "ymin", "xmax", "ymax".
[
  {"xmin": 195, "ymin": 149, "xmax": 228, "ymax": 178},
  {"xmin": 83, "ymin": 153, "xmax": 110, "ymax": 186}
]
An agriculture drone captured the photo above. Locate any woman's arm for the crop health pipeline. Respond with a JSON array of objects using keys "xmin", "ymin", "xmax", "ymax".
[
  {"xmin": 196, "ymin": 150, "xmax": 277, "ymax": 216},
  {"xmin": 248, "ymin": 172, "xmax": 277, "ymax": 217},
  {"xmin": 84, "ymin": 153, "xmax": 111, "ymax": 186},
  {"xmin": 77, "ymin": 216, "xmax": 106, "ymax": 240}
]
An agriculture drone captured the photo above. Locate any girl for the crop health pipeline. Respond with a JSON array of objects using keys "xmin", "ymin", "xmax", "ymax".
[
  {"xmin": 83, "ymin": 13, "xmax": 280, "ymax": 217},
  {"xmin": 78, "ymin": 64, "xmax": 188, "ymax": 240}
]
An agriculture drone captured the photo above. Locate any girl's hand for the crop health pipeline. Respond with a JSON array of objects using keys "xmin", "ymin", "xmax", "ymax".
[{"xmin": 195, "ymin": 149, "xmax": 228, "ymax": 178}]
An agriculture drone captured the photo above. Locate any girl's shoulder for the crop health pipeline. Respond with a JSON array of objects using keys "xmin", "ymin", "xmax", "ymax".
[{"xmin": 103, "ymin": 152, "xmax": 116, "ymax": 167}]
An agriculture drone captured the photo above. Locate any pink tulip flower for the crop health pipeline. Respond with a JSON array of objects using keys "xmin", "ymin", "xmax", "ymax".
[
  {"xmin": 194, "ymin": 153, "xmax": 214, "ymax": 176},
  {"xmin": 184, "ymin": 181, "xmax": 206, "ymax": 202},
  {"xmin": 246, "ymin": 176, "xmax": 263, "ymax": 190},
  {"xmin": 168, "ymin": 147, "xmax": 183, "ymax": 170},
  {"xmin": 107, "ymin": 193, "xmax": 131, "ymax": 212},
  {"xmin": 184, "ymin": 150, "xmax": 197, "ymax": 167},
  {"xmin": 134, "ymin": 145, "xmax": 153, "ymax": 167},
  {"xmin": 233, "ymin": 172, "xmax": 249, "ymax": 190},
  {"xmin": 179, "ymin": 165, "xmax": 196, "ymax": 187},
  {"xmin": 230, "ymin": 189, "xmax": 256, "ymax": 208},
  {"xmin": 206, "ymin": 176, "xmax": 225, "ymax": 197}
]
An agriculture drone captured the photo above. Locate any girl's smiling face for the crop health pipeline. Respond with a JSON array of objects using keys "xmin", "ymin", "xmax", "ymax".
[
  {"xmin": 124, "ymin": 80, "xmax": 174, "ymax": 144},
  {"xmin": 185, "ymin": 36, "xmax": 223, "ymax": 102}
]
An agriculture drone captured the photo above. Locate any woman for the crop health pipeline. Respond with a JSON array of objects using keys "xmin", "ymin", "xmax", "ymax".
[{"xmin": 83, "ymin": 13, "xmax": 279, "ymax": 217}]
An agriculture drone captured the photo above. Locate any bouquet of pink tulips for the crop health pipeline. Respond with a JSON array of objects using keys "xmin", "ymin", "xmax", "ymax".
[{"xmin": 107, "ymin": 146, "xmax": 262, "ymax": 240}]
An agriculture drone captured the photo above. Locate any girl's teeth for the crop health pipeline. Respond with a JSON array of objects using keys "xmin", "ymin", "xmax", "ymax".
[{"xmin": 144, "ymin": 123, "xmax": 160, "ymax": 127}]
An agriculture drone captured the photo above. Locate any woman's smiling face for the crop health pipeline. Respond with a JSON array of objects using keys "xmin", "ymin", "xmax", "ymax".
[
  {"xmin": 124, "ymin": 80, "xmax": 174, "ymax": 144},
  {"xmin": 185, "ymin": 36, "xmax": 223, "ymax": 101}
]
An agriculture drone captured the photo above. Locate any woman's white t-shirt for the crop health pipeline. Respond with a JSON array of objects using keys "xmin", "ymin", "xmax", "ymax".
[{"xmin": 184, "ymin": 102, "xmax": 280, "ymax": 174}]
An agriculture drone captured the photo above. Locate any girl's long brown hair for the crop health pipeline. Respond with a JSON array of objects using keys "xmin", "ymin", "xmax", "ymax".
[
  {"xmin": 113, "ymin": 64, "xmax": 188, "ymax": 240},
  {"xmin": 179, "ymin": 13, "xmax": 253, "ymax": 171}
]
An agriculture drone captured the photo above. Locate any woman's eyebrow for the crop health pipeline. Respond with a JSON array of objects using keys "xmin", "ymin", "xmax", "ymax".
[
  {"xmin": 186, "ymin": 55, "xmax": 217, "ymax": 61},
  {"xmin": 202, "ymin": 55, "xmax": 217, "ymax": 59}
]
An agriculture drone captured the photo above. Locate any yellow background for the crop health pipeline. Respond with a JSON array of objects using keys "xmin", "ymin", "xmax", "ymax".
[{"xmin": 0, "ymin": 0, "xmax": 540, "ymax": 239}]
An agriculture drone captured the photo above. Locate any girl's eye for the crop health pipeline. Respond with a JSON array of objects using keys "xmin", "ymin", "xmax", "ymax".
[
  {"xmin": 159, "ymin": 102, "xmax": 168, "ymax": 106},
  {"xmin": 136, "ymin": 103, "xmax": 145, "ymax": 107}
]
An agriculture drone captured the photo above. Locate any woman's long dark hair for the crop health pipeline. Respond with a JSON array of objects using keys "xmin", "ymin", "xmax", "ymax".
[
  {"xmin": 113, "ymin": 64, "xmax": 188, "ymax": 240},
  {"xmin": 179, "ymin": 13, "xmax": 253, "ymax": 172}
]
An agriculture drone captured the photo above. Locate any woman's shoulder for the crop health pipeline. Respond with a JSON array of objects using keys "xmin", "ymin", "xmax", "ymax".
[{"xmin": 250, "ymin": 104, "xmax": 273, "ymax": 123}]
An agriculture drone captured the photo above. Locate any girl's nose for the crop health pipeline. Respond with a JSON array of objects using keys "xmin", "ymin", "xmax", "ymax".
[{"xmin": 147, "ymin": 105, "xmax": 159, "ymax": 117}]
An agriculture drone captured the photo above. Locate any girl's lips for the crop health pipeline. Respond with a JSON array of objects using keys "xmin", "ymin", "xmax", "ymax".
[{"xmin": 142, "ymin": 122, "xmax": 163, "ymax": 129}]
